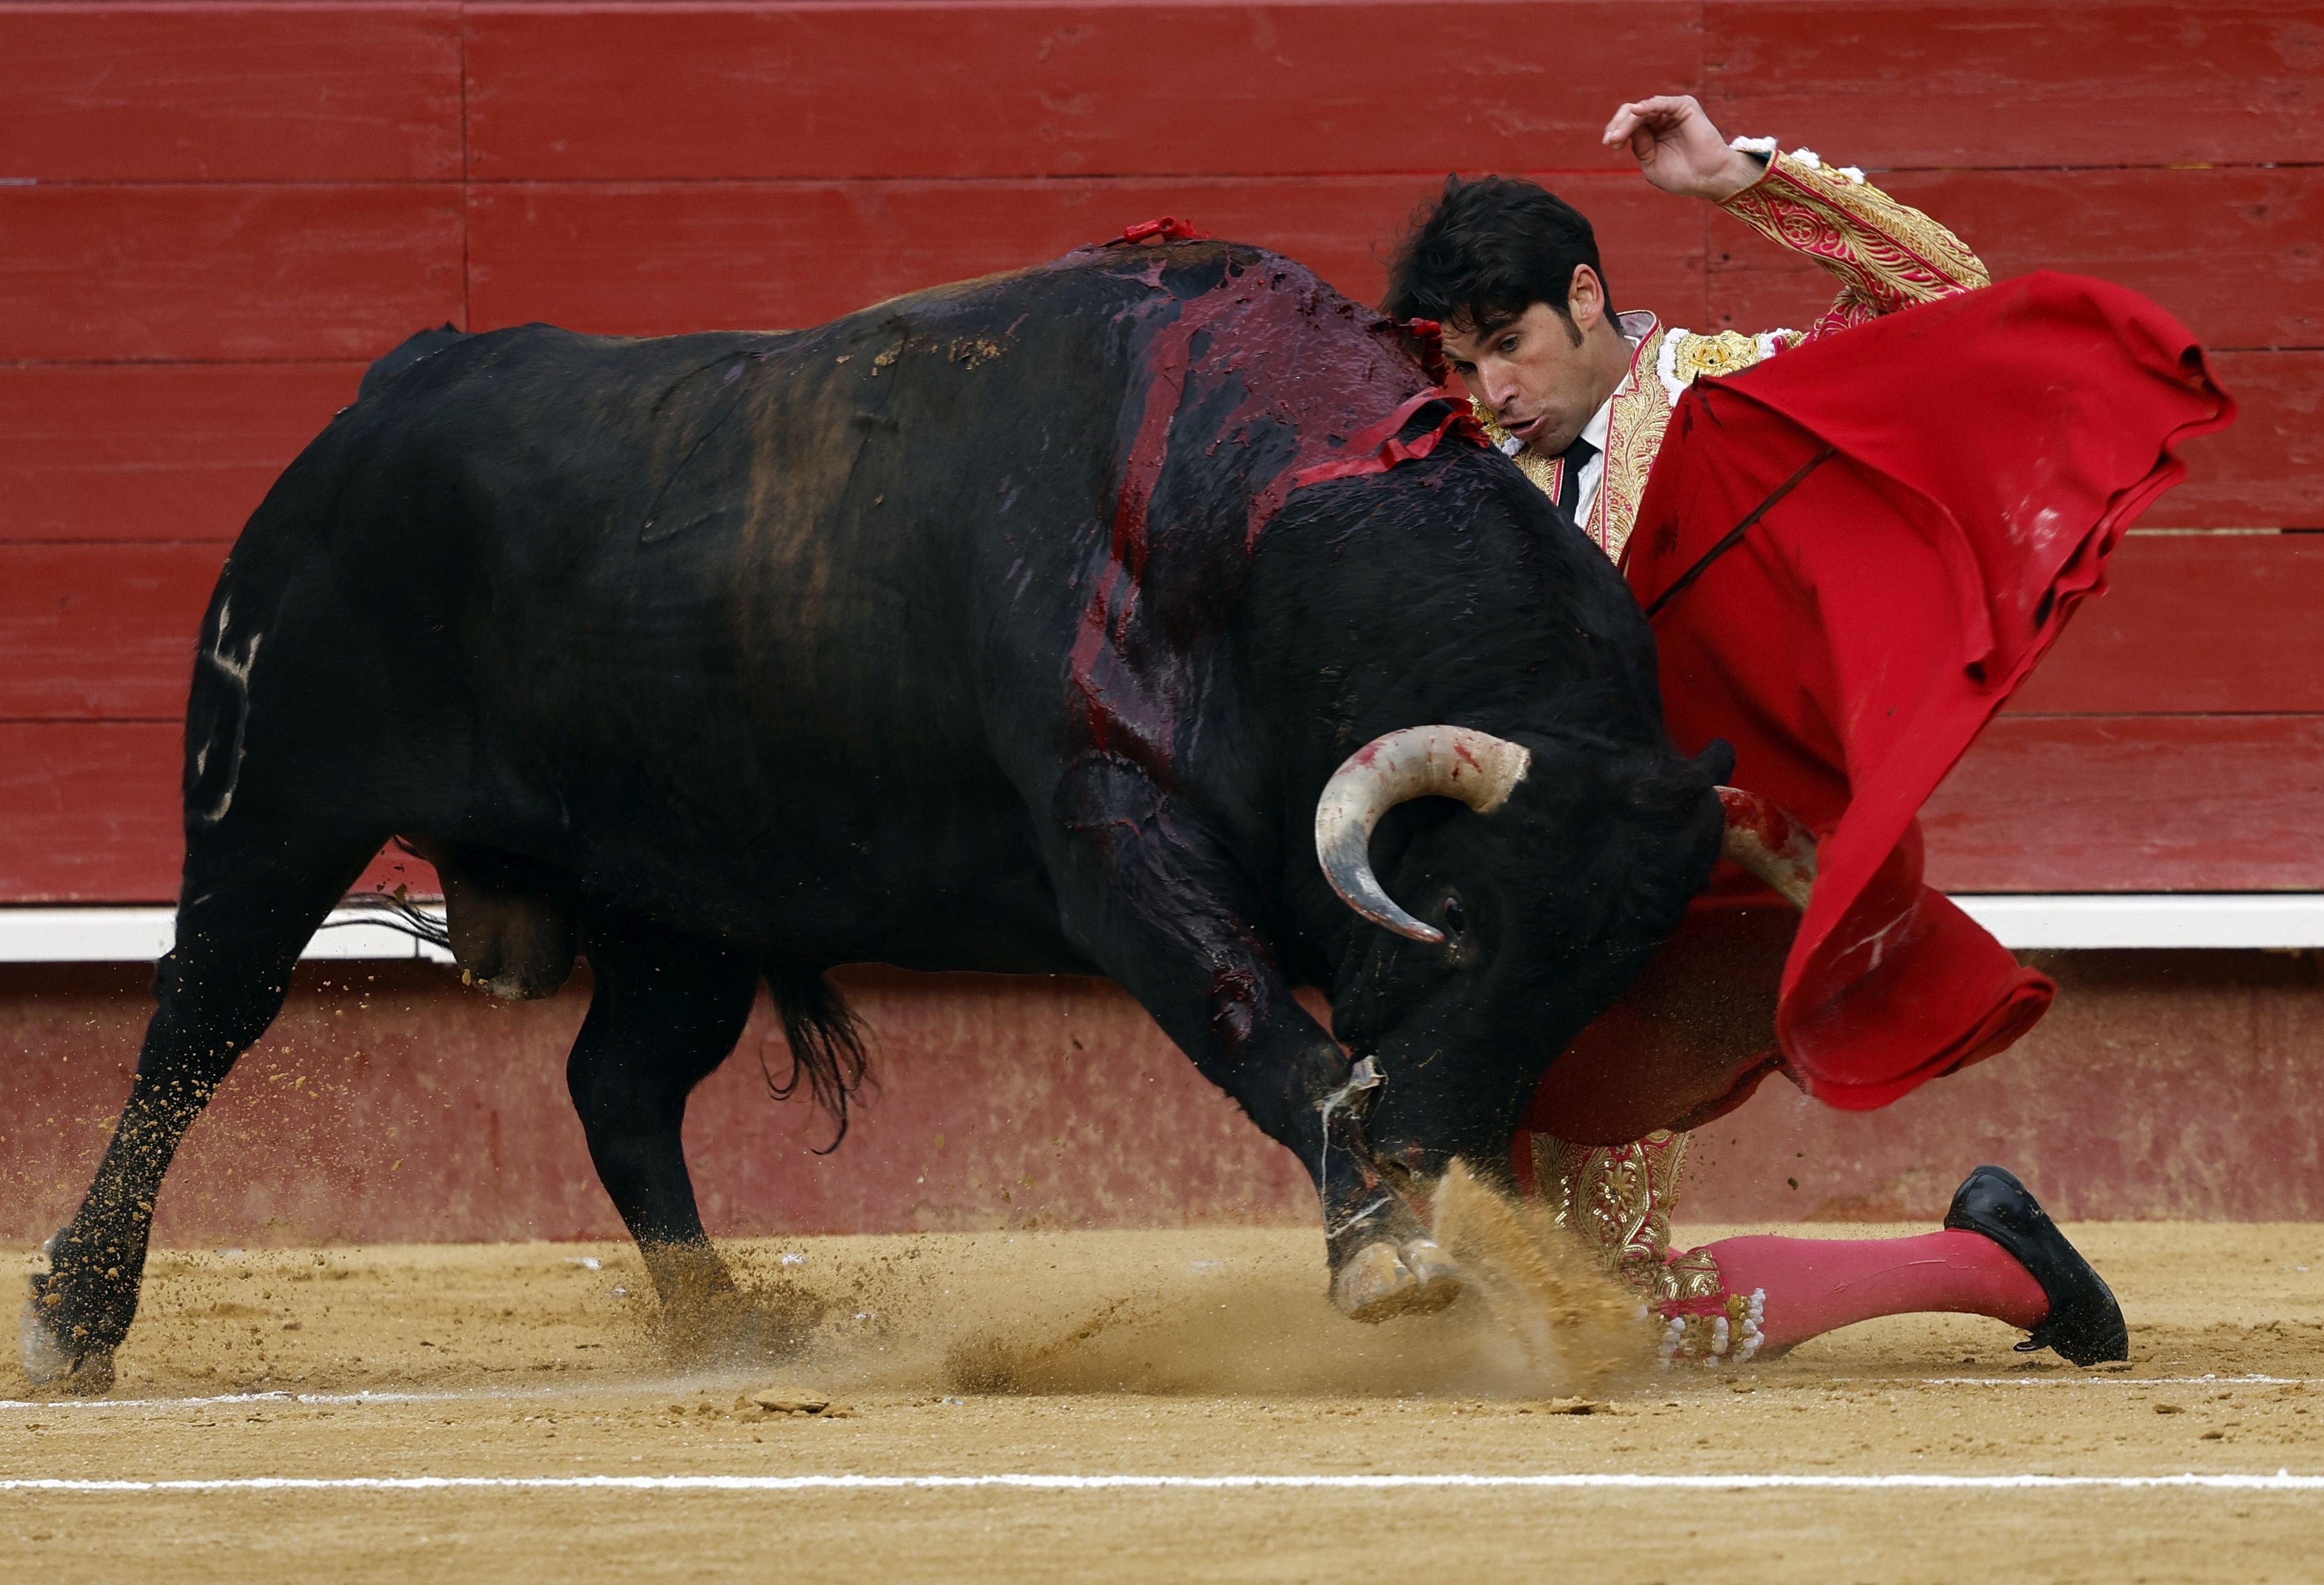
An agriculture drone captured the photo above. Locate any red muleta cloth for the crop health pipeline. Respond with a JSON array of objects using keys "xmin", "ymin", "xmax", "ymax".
[{"xmin": 1538, "ymin": 273, "xmax": 2234, "ymax": 1131}]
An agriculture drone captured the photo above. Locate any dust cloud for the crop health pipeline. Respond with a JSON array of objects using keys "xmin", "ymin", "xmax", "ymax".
[{"xmin": 670, "ymin": 1165, "xmax": 1652, "ymax": 1402}]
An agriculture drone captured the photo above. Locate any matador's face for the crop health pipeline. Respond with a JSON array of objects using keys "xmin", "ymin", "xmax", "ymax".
[{"xmin": 1441, "ymin": 266, "xmax": 1625, "ymax": 458}]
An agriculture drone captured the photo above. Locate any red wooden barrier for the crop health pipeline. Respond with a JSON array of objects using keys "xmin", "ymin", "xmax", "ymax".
[
  {"xmin": 0, "ymin": 364, "xmax": 365, "ymax": 545},
  {"xmin": 0, "ymin": 0, "xmax": 2314, "ymax": 908},
  {"xmin": 0, "ymin": 722, "xmax": 180, "ymax": 903},
  {"xmin": 1925, "ymin": 716, "xmax": 2324, "ymax": 894},
  {"xmin": 10, "ymin": 533, "xmax": 2321, "ymax": 728},
  {"xmin": 462, "ymin": 174, "xmax": 1705, "ymax": 339},
  {"xmin": 1, "ymin": 542, "xmax": 225, "ymax": 720},
  {"xmin": 461, "ymin": 2, "xmax": 1703, "ymax": 182},
  {"xmin": 2147, "ymin": 353, "xmax": 2321, "ymax": 530},
  {"xmin": 10, "ymin": 534, "xmax": 2321, "ymax": 902},
  {"xmin": 2005, "ymin": 536, "xmax": 2324, "ymax": 718},
  {"xmin": 0, "ymin": 3, "xmax": 462, "ymax": 183},
  {"xmin": 0, "ymin": 185, "xmax": 465, "ymax": 363},
  {"xmin": 1703, "ymin": 1, "xmax": 2324, "ymax": 169}
]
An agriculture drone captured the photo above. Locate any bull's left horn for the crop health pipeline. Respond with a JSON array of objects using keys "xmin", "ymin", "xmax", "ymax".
[
  {"xmin": 1315, "ymin": 726, "xmax": 1531, "ymax": 943},
  {"xmin": 1717, "ymin": 785, "xmax": 1816, "ymax": 910}
]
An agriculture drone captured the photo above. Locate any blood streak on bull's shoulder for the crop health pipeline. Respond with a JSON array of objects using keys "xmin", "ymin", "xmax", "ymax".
[{"xmin": 1063, "ymin": 226, "xmax": 1486, "ymax": 780}]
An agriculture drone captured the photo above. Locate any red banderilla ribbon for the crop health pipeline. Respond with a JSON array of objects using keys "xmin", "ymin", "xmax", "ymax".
[
  {"xmin": 1287, "ymin": 388, "xmax": 1484, "ymax": 491},
  {"xmin": 1113, "ymin": 216, "xmax": 1208, "ymax": 246}
]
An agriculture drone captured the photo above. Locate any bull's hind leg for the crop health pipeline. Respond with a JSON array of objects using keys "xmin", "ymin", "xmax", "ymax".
[
  {"xmin": 563, "ymin": 911, "xmax": 763, "ymax": 1352},
  {"xmin": 24, "ymin": 830, "xmax": 381, "ymax": 1393}
]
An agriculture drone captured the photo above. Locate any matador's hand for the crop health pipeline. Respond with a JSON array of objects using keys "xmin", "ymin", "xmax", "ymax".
[{"xmin": 1604, "ymin": 95, "xmax": 1764, "ymax": 202}]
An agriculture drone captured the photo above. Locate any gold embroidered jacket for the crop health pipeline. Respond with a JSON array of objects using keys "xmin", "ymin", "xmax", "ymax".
[{"xmin": 1481, "ymin": 144, "xmax": 1990, "ymax": 563}]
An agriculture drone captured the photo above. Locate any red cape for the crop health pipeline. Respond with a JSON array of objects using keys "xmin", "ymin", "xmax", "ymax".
[{"xmin": 1524, "ymin": 273, "xmax": 2235, "ymax": 1144}]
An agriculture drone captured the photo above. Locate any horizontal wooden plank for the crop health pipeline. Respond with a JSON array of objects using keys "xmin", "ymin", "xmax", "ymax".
[
  {"xmin": 0, "ymin": 542, "xmax": 224, "ymax": 721},
  {"xmin": 0, "ymin": 363, "xmax": 358, "ymax": 543},
  {"xmin": 10, "ymin": 713, "xmax": 2323, "ymax": 900},
  {"xmin": 466, "ymin": 174, "xmax": 1707, "ymax": 338},
  {"xmin": 0, "ymin": 184, "xmax": 464, "ymax": 361},
  {"xmin": 11, "ymin": 531, "xmax": 2313, "ymax": 729},
  {"xmin": 2141, "ymin": 351, "xmax": 2324, "ymax": 530},
  {"xmin": 0, "ymin": 350, "xmax": 2298, "ymax": 556},
  {"xmin": 0, "ymin": 3, "xmax": 461, "ymax": 181},
  {"xmin": 2005, "ymin": 533, "xmax": 2324, "ymax": 716},
  {"xmin": 1704, "ymin": 166, "xmax": 2322, "ymax": 351},
  {"xmin": 0, "ymin": 722, "xmax": 180, "ymax": 901},
  {"xmin": 464, "ymin": 1, "xmax": 1701, "ymax": 181},
  {"xmin": 1924, "ymin": 715, "xmax": 2324, "ymax": 893},
  {"xmin": 0, "ymin": 722, "xmax": 432, "ymax": 903},
  {"xmin": 1706, "ymin": 1, "xmax": 2324, "ymax": 169},
  {"xmin": 4, "ymin": 448, "xmax": 2305, "ymax": 725}
]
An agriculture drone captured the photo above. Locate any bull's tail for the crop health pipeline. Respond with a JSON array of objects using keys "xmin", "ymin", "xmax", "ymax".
[{"xmin": 758, "ymin": 956, "xmax": 871, "ymax": 1153}]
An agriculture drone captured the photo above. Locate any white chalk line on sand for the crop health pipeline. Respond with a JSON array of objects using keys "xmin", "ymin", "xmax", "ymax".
[
  {"xmin": 3, "ymin": 1472, "xmax": 2321, "ymax": 1495},
  {"xmin": 6, "ymin": 1375, "xmax": 2317, "ymax": 1413},
  {"xmin": 1894, "ymin": 1374, "xmax": 2316, "ymax": 1388},
  {"xmin": 0, "ymin": 1388, "xmax": 556, "ymax": 1413}
]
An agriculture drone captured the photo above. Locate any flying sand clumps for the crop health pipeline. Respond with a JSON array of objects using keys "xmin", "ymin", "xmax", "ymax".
[
  {"xmin": 644, "ymin": 1174, "xmax": 1655, "ymax": 1404},
  {"xmin": 1427, "ymin": 1162, "xmax": 1650, "ymax": 1395}
]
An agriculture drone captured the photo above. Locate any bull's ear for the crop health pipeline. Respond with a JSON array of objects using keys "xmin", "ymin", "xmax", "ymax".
[{"xmin": 1690, "ymin": 738, "xmax": 1737, "ymax": 785}]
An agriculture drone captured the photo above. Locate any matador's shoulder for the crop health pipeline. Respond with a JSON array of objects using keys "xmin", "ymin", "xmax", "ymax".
[{"xmin": 1652, "ymin": 327, "xmax": 1794, "ymax": 400}]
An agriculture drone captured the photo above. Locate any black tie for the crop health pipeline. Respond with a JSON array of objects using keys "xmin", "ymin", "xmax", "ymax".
[{"xmin": 1556, "ymin": 434, "xmax": 1600, "ymax": 520}]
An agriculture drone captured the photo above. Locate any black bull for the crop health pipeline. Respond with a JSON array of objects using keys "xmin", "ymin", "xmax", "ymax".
[{"xmin": 26, "ymin": 239, "xmax": 1729, "ymax": 1390}]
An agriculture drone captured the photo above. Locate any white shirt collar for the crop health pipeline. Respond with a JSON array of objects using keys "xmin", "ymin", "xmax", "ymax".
[{"xmin": 1577, "ymin": 388, "xmax": 1614, "ymax": 454}]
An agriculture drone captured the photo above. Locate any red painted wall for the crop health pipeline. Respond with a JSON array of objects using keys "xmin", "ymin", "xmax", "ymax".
[
  {"xmin": 0, "ymin": 0, "xmax": 2318, "ymax": 902},
  {"xmin": 8, "ymin": 952, "xmax": 2319, "ymax": 1242}
]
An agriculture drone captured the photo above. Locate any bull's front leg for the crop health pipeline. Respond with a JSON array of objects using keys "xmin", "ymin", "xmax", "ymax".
[
  {"xmin": 1309, "ymin": 1054, "xmax": 1463, "ymax": 1319},
  {"xmin": 1046, "ymin": 755, "xmax": 1459, "ymax": 1321}
]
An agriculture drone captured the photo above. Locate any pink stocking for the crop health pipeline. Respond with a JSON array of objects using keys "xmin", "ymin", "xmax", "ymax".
[{"xmin": 1678, "ymin": 1229, "xmax": 2049, "ymax": 1355}]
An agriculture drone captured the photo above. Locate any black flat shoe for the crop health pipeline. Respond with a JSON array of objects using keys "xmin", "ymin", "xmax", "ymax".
[{"xmin": 1944, "ymin": 1164, "xmax": 2129, "ymax": 1367}]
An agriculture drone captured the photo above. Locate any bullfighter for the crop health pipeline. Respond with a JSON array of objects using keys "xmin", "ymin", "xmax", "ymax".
[{"xmin": 1384, "ymin": 93, "xmax": 2226, "ymax": 1365}]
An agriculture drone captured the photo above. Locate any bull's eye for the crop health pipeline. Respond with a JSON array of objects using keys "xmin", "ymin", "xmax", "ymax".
[{"xmin": 1442, "ymin": 898, "xmax": 1468, "ymax": 936}]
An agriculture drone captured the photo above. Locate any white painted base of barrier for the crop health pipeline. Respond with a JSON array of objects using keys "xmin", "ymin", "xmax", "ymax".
[
  {"xmin": 0, "ymin": 896, "xmax": 2320, "ymax": 964},
  {"xmin": 1954, "ymin": 893, "xmax": 2324, "ymax": 950},
  {"xmin": 0, "ymin": 906, "xmax": 453, "ymax": 964}
]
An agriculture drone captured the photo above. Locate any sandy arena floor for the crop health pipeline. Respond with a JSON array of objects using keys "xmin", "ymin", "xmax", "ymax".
[{"xmin": 5, "ymin": 1223, "xmax": 2323, "ymax": 1582}]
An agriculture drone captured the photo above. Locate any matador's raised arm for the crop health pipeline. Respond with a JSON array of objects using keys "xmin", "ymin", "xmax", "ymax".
[{"xmin": 1719, "ymin": 139, "xmax": 1991, "ymax": 340}]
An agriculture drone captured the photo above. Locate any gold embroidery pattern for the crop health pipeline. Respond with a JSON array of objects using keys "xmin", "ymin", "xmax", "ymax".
[
  {"xmin": 1668, "ymin": 328, "xmax": 1761, "ymax": 384},
  {"xmin": 1530, "ymin": 1129, "xmax": 1769, "ymax": 1367},
  {"xmin": 1720, "ymin": 151, "xmax": 1990, "ymax": 337},
  {"xmin": 1587, "ymin": 326, "xmax": 1673, "ymax": 563},
  {"xmin": 1531, "ymin": 1128, "xmax": 1690, "ymax": 1295}
]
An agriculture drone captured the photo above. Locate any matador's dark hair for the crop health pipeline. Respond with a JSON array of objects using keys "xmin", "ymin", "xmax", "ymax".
[{"xmin": 1383, "ymin": 174, "xmax": 1614, "ymax": 340}]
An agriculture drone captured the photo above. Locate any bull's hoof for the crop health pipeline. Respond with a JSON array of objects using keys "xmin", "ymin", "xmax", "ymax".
[
  {"xmin": 1331, "ymin": 1238, "xmax": 1464, "ymax": 1323},
  {"xmin": 21, "ymin": 1284, "xmax": 114, "ymax": 1397}
]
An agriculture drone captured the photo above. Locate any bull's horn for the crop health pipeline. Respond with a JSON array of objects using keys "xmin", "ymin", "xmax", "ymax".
[
  {"xmin": 1316, "ymin": 726, "xmax": 1531, "ymax": 943},
  {"xmin": 1717, "ymin": 785, "xmax": 1816, "ymax": 910}
]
